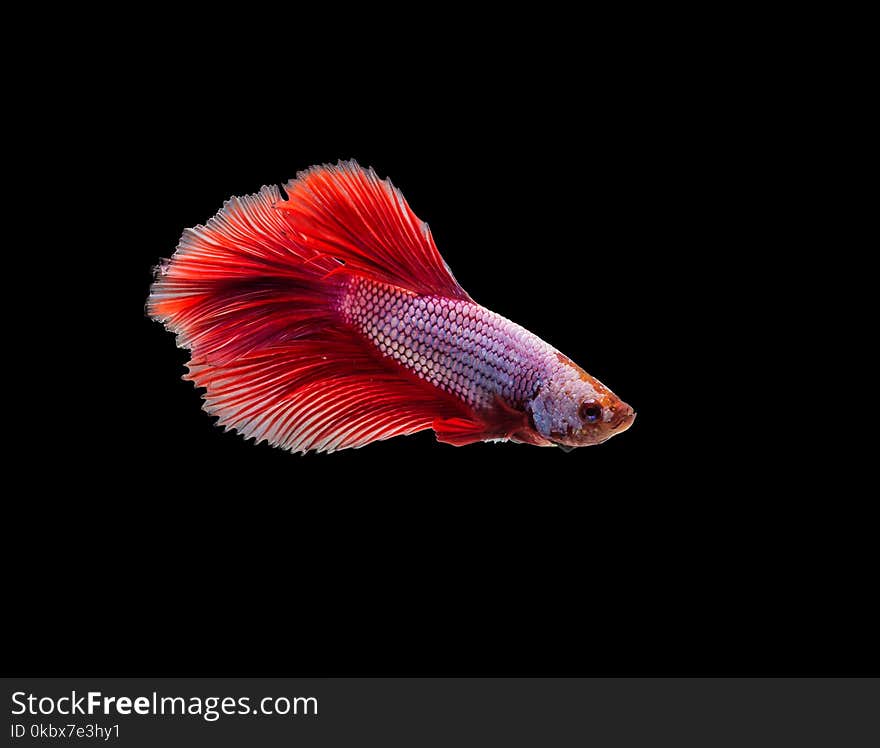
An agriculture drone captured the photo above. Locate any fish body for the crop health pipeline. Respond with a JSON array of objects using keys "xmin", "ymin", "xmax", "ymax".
[{"xmin": 149, "ymin": 161, "xmax": 634, "ymax": 453}]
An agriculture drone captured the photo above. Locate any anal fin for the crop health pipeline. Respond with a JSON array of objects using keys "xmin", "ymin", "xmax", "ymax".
[
  {"xmin": 432, "ymin": 396, "xmax": 530, "ymax": 447},
  {"xmin": 432, "ymin": 417, "xmax": 492, "ymax": 447}
]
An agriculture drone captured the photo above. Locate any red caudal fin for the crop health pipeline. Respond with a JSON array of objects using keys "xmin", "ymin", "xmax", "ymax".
[
  {"xmin": 148, "ymin": 185, "xmax": 340, "ymax": 366},
  {"xmin": 186, "ymin": 334, "xmax": 465, "ymax": 453},
  {"xmin": 148, "ymin": 163, "xmax": 473, "ymax": 453}
]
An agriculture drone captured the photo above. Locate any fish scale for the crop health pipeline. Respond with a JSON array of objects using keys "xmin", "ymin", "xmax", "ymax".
[{"xmin": 340, "ymin": 277, "xmax": 554, "ymax": 410}]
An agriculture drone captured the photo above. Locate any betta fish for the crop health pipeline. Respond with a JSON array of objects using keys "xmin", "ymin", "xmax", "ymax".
[{"xmin": 148, "ymin": 161, "xmax": 634, "ymax": 453}]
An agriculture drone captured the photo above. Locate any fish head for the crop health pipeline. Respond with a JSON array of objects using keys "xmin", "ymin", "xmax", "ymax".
[{"xmin": 527, "ymin": 353, "xmax": 635, "ymax": 449}]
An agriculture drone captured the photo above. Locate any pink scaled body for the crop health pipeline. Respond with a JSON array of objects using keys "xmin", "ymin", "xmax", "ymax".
[{"xmin": 340, "ymin": 279, "xmax": 545, "ymax": 412}]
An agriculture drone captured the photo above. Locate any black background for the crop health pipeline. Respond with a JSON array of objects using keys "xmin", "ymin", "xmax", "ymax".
[{"xmin": 10, "ymin": 26, "xmax": 872, "ymax": 678}]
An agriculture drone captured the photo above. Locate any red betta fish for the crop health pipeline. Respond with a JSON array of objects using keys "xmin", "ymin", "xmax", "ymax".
[{"xmin": 148, "ymin": 161, "xmax": 635, "ymax": 453}]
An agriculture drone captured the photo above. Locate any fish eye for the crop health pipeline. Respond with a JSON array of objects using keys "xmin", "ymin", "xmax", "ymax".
[{"xmin": 579, "ymin": 402, "xmax": 602, "ymax": 423}]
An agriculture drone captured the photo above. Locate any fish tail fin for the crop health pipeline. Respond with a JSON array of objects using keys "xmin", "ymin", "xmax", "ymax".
[
  {"xmin": 148, "ymin": 161, "xmax": 471, "ymax": 453},
  {"xmin": 148, "ymin": 185, "xmax": 341, "ymax": 364}
]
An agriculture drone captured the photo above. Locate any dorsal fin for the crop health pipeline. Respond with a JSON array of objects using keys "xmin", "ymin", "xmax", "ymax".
[{"xmin": 276, "ymin": 160, "xmax": 471, "ymax": 299}]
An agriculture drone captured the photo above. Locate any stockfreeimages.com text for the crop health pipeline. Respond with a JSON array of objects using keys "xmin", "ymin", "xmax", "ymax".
[{"xmin": 11, "ymin": 691, "xmax": 317, "ymax": 722}]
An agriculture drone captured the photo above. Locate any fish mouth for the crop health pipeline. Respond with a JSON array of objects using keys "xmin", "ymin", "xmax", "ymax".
[{"xmin": 611, "ymin": 406, "xmax": 636, "ymax": 433}]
